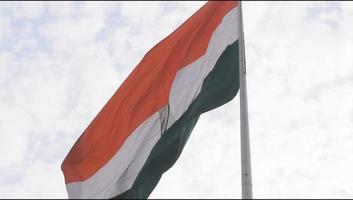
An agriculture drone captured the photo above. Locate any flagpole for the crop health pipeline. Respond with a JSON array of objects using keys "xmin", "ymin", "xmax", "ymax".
[{"xmin": 238, "ymin": 1, "xmax": 253, "ymax": 199}]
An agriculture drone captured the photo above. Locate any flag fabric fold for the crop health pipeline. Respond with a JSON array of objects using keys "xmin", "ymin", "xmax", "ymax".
[{"xmin": 61, "ymin": 1, "xmax": 240, "ymax": 199}]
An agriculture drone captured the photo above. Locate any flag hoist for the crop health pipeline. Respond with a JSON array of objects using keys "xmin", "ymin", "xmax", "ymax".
[{"xmin": 61, "ymin": 1, "xmax": 252, "ymax": 199}]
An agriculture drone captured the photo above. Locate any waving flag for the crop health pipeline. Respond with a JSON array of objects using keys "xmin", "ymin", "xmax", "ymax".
[{"xmin": 62, "ymin": 1, "xmax": 240, "ymax": 199}]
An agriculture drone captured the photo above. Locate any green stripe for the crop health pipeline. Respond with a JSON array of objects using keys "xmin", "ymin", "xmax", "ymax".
[{"xmin": 114, "ymin": 40, "xmax": 239, "ymax": 199}]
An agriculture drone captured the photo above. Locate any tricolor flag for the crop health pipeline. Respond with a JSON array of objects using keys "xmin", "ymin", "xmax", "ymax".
[{"xmin": 62, "ymin": 1, "xmax": 241, "ymax": 199}]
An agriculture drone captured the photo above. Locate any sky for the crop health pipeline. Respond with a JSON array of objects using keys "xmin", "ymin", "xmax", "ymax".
[{"xmin": 0, "ymin": 1, "xmax": 353, "ymax": 199}]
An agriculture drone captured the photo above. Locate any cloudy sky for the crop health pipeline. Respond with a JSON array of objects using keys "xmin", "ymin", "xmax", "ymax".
[{"xmin": 1, "ymin": 1, "xmax": 353, "ymax": 199}]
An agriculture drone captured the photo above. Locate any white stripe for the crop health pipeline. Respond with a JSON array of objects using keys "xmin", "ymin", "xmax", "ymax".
[
  {"xmin": 65, "ymin": 6, "xmax": 239, "ymax": 199},
  {"xmin": 169, "ymin": 7, "xmax": 239, "ymax": 120},
  {"xmin": 66, "ymin": 112, "xmax": 162, "ymax": 199}
]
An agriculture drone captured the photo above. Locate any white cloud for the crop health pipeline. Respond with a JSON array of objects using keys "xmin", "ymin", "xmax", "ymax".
[
  {"xmin": 120, "ymin": 1, "xmax": 163, "ymax": 24},
  {"xmin": 0, "ymin": 161, "xmax": 66, "ymax": 198},
  {"xmin": 0, "ymin": 2, "xmax": 45, "ymax": 20},
  {"xmin": 46, "ymin": 1, "xmax": 76, "ymax": 19},
  {"xmin": 0, "ymin": 16, "xmax": 11, "ymax": 41}
]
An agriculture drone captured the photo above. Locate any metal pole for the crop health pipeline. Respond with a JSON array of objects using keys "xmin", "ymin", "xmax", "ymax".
[{"xmin": 238, "ymin": 1, "xmax": 253, "ymax": 199}]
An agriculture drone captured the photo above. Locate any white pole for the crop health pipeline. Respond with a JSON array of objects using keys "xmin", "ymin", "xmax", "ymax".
[{"xmin": 238, "ymin": 1, "xmax": 253, "ymax": 199}]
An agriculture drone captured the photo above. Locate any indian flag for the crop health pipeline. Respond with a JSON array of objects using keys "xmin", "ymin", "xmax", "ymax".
[{"xmin": 62, "ymin": 1, "xmax": 240, "ymax": 199}]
